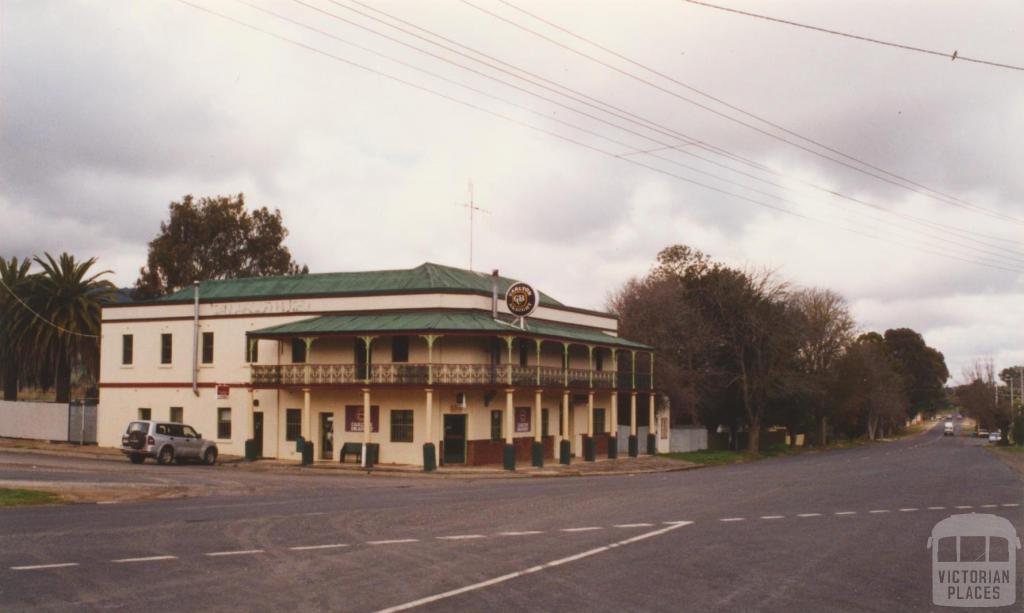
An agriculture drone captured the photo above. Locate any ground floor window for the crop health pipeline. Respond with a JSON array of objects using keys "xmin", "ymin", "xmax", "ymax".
[
  {"xmin": 390, "ymin": 410, "xmax": 413, "ymax": 442},
  {"xmin": 285, "ymin": 409, "xmax": 301, "ymax": 441},
  {"xmin": 490, "ymin": 410, "xmax": 502, "ymax": 440},
  {"xmin": 138, "ymin": 408, "xmax": 151, "ymax": 421},
  {"xmin": 594, "ymin": 408, "xmax": 606, "ymax": 434},
  {"xmin": 170, "ymin": 407, "xmax": 183, "ymax": 423},
  {"xmin": 217, "ymin": 408, "xmax": 232, "ymax": 439}
]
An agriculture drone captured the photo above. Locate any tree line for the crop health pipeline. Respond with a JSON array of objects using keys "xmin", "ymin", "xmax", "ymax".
[
  {"xmin": 0, "ymin": 194, "xmax": 305, "ymax": 403},
  {"xmin": 610, "ymin": 245, "xmax": 951, "ymax": 451}
]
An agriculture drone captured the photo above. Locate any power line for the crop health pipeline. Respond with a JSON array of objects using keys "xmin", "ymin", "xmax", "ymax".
[
  {"xmin": 460, "ymin": 0, "xmax": 1024, "ymax": 226},
  {"xmin": 679, "ymin": 0, "xmax": 1024, "ymax": 73},
  {"xmin": 310, "ymin": 0, "xmax": 1024, "ymax": 260},
  {"xmin": 496, "ymin": 0, "xmax": 1024, "ymax": 243},
  {"xmin": 0, "ymin": 276, "xmax": 99, "ymax": 339},
  {"xmin": 175, "ymin": 1, "xmax": 1024, "ymax": 274}
]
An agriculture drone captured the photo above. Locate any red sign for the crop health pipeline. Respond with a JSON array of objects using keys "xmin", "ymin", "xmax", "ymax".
[
  {"xmin": 216, "ymin": 384, "xmax": 230, "ymax": 399},
  {"xmin": 515, "ymin": 407, "xmax": 531, "ymax": 433},
  {"xmin": 345, "ymin": 405, "xmax": 379, "ymax": 432}
]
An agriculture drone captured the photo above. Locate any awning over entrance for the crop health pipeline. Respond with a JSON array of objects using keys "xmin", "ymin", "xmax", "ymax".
[{"xmin": 246, "ymin": 310, "xmax": 651, "ymax": 350}]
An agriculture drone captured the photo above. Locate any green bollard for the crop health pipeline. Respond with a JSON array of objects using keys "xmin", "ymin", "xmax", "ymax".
[
  {"xmin": 647, "ymin": 433, "xmax": 657, "ymax": 455},
  {"xmin": 503, "ymin": 444, "xmax": 516, "ymax": 471},
  {"xmin": 422, "ymin": 442, "xmax": 437, "ymax": 472},
  {"xmin": 628, "ymin": 435, "xmax": 638, "ymax": 457},
  {"xmin": 244, "ymin": 439, "xmax": 258, "ymax": 462},
  {"xmin": 531, "ymin": 441, "xmax": 544, "ymax": 467},
  {"xmin": 559, "ymin": 440, "xmax": 571, "ymax": 465},
  {"xmin": 301, "ymin": 441, "xmax": 314, "ymax": 465},
  {"xmin": 583, "ymin": 435, "xmax": 595, "ymax": 462},
  {"xmin": 608, "ymin": 435, "xmax": 618, "ymax": 459}
]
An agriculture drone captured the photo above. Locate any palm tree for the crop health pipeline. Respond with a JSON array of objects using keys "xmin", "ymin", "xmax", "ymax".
[
  {"xmin": 0, "ymin": 256, "xmax": 33, "ymax": 400},
  {"xmin": 23, "ymin": 253, "xmax": 115, "ymax": 402}
]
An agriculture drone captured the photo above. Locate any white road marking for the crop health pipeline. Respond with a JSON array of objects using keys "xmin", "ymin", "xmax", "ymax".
[
  {"xmin": 205, "ymin": 549, "xmax": 264, "ymax": 557},
  {"xmin": 760, "ymin": 515, "xmax": 784, "ymax": 520},
  {"xmin": 367, "ymin": 539, "xmax": 419, "ymax": 545},
  {"xmin": 899, "ymin": 508, "xmax": 918, "ymax": 512},
  {"xmin": 497, "ymin": 531, "xmax": 543, "ymax": 536},
  {"xmin": 955, "ymin": 505, "xmax": 973, "ymax": 509},
  {"xmin": 561, "ymin": 527, "xmax": 602, "ymax": 532},
  {"xmin": 796, "ymin": 513, "xmax": 822, "ymax": 517},
  {"xmin": 868, "ymin": 510, "xmax": 890, "ymax": 514},
  {"xmin": 927, "ymin": 506, "xmax": 946, "ymax": 510},
  {"xmin": 1002, "ymin": 503, "xmax": 1020, "ymax": 507},
  {"xmin": 719, "ymin": 517, "xmax": 745, "ymax": 522},
  {"xmin": 289, "ymin": 544, "xmax": 348, "ymax": 551},
  {"xmin": 834, "ymin": 511, "xmax": 856, "ymax": 515},
  {"xmin": 96, "ymin": 501, "xmax": 119, "ymax": 505},
  {"xmin": 302, "ymin": 512, "xmax": 327, "ymax": 516},
  {"xmin": 613, "ymin": 523, "xmax": 653, "ymax": 528},
  {"xmin": 373, "ymin": 521, "xmax": 693, "ymax": 613},
  {"xmin": 112, "ymin": 556, "xmax": 177, "ymax": 564},
  {"xmin": 437, "ymin": 535, "xmax": 485, "ymax": 540},
  {"xmin": 980, "ymin": 504, "xmax": 998, "ymax": 508},
  {"xmin": 11, "ymin": 563, "xmax": 79, "ymax": 571}
]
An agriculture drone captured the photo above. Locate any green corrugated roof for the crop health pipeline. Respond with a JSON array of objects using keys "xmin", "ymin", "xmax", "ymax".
[
  {"xmin": 248, "ymin": 311, "xmax": 651, "ymax": 350},
  {"xmin": 157, "ymin": 262, "xmax": 567, "ymax": 308}
]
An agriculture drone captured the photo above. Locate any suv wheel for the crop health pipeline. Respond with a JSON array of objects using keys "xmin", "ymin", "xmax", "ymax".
[
  {"xmin": 129, "ymin": 453, "xmax": 145, "ymax": 464},
  {"xmin": 203, "ymin": 448, "xmax": 218, "ymax": 466},
  {"xmin": 157, "ymin": 446, "xmax": 174, "ymax": 465}
]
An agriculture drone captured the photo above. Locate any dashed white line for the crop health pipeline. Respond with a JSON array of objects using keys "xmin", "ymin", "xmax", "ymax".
[
  {"xmin": 760, "ymin": 515, "xmax": 784, "ymax": 520},
  {"xmin": 96, "ymin": 501, "xmax": 119, "ymax": 505},
  {"xmin": 928, "ymin": 506, "xmax": 946, "ymax": 510},
  {"xmin": 497, "ymin": 530, "xmax": 543, "ymax": 536},
  {"xmin": 437, "ymin": 534, "xmax": 485, "ymax": 541},
  {"xmin": 205, "ymin": 549, "xmax": 264, "ymax": 557},
  {"xmin": 899, "ymin": 508, "xmax": 919, "ymax": 512},
  {"xmin": 719, "ymin": 517, "xmax": 745, "ymax": 522},
  {"xmin": 373, "ymin": 522, "xmax": 693, "ymax": 613},
  {"xmin": 367, "ymin": 539, "xmax": 419, "ymax": 545},
  {"xmin": 288, "ymin": 544, "xmax": 348, "ymax": 551},
  {"xmin": 955, "ymin": 506, "xmax": 973, "ymax": 509},
  {"xmin": 10, "ymin": 563, "xmax": 79, "ymax": 571},
  {"xmin": 1002, "ymin": 503, "xmax": 1020, "ymax": 507},
  {"xmin": 869, "ymin": 510, "xmax": 890, "ymax": 514},
  {"xmin": 561, "ymin": 527, "xmax": 602, "ymax": 532},
  {"xmin": 613, "ymin": 523, "xmax": 654, "ymax": 528},
  {"xmin": 112, "ymin": 556, "xmax": 177, "ymax": 564},
  {"xmin": 980, "ymin": 504, "xmax": 998, "ymax": 508},
  {"xmin": 796, "ymin": 513, "xmax": 822, "ymax": 518},
  {"xmin": 834, "ymin": 511, "xmax": 856, "ymax": 516}
]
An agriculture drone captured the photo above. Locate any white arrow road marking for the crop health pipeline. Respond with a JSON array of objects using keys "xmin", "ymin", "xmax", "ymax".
[
  {"xmin": 374, "ymin": 521, "xmax": 693, "ymax": 613},
  {"xmin": 289, "ymin": 544, "xmax": 348, "ymax": 551},
  {"xmin": 205, "ymin": 550, "xmax": 264, "ymax": 557},
  {"xmin": 112, "ymin": 556, "xmax": 177, "ymax": 564},
  {"xmin": 11, "ymin": 563, "xmax": 79, "ymax": 571}
]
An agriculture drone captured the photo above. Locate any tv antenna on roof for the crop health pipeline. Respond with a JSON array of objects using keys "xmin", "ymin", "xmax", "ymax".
[{"xmin": 454, "ymin": 179, "xmax": 490, "ymax": 271}]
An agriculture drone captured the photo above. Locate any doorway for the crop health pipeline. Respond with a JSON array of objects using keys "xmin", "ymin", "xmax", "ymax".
[
  {"xmin": 320, "ymin": 412, "xmax": 334, "ymax": 460},
  {"xmin": 253, "ymin": 412, "xmax": 264, "ymax": 457},
  {"xmin": 443, "ymin": 414, "xmax": 466, "ymax": 464}
]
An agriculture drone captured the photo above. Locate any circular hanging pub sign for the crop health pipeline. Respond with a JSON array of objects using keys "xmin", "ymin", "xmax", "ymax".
[{"xmin": 505, "ymin": 282, "xmax": 538, "ymax": 318}]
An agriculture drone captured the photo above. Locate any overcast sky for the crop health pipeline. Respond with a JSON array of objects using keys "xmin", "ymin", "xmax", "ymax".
[{"xmin": 1, "ymin": 0, "xmax": 1022, "ymax": 380}]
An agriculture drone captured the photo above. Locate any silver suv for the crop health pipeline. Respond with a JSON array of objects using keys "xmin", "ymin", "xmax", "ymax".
[{"xmin": 121, "ymin": 420, "xmax": 218, "ymax": 465}]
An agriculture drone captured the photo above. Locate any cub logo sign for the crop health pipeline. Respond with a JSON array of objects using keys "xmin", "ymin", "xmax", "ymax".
[
  {"xmin": 928, "ymin": 513, "xmax": 1021, "ymax": 607},
  {"xmin": 505, "ymin": 282, "xmax": 537, "ymax": 318}
]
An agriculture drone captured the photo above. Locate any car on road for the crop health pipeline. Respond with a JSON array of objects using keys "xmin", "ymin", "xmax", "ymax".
[
  {"xmin": 988, "ymin": 431, "xmax": 1001, "ymax": 444},
  {"xmin": 976, "ymin": 427, "xmax": 990, "ymax": 438},
  {"xmin": 943, "ymin": 420, "xmax": 954, "ymax": 436},
  {"xmin": 121, "ymin": 420, "xmax": 218, "ymax": 465}
]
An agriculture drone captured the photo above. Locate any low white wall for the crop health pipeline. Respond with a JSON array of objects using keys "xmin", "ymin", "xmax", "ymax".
[
  {"xmin": 0, "ymin": 400, "xmax": 70, "ymax": 440},
  {"xmin": 669, "ymin": 426, "xmax": 708, "ymax": 453}
]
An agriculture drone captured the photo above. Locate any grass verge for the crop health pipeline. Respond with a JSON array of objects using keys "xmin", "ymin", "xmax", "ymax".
[{"xmin": 0, "ymin": 488, "xmax": 64, "ymax": 507}]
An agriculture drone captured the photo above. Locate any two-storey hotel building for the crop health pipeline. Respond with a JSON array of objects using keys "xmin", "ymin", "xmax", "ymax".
[{"xmin": 97, "ymin": 263, "xmax": 657, "ymax": 469}]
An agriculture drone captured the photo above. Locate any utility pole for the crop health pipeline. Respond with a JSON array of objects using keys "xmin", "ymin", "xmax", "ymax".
[{"xmin": 454, "ymin": 179, "xmax": 490, "ymax": 271}]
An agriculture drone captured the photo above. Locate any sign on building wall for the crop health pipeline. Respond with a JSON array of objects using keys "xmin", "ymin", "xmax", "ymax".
[
  {"xmin": 216, "ymin": 384, "xmax": 230, "ymax": 399},
  {"xmin": 505, "ymin": 282, "xmax": 537, "ymax": 318},
  {"xmin": 345, "ymin": 406, "xmax": 380, "ymax": 432},
  {"xmin": 515, "ymin": 407, "xmax": 531, "ymax": 433}
]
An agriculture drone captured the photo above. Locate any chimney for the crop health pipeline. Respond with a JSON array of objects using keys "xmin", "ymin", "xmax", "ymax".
[{"xmin": 491, "ymin": 269, "xmax": 499, "ymax": 319}]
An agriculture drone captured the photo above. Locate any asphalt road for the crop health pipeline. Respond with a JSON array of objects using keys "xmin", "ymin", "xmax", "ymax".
[{"xmin": 0, "ymin": 426, "xmax": 1020, "ymax": 612}]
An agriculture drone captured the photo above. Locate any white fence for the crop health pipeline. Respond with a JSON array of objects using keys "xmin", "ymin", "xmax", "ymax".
[
  {"xmin": 0, "ymin": 399, "xmax": 97, "ymax": 443},
  {"xmin": 668, "ymin": 426, "xmax": 707, "ymax": 453}
]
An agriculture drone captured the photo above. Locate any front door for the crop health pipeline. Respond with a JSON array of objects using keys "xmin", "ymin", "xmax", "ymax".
[
  {"xmin": 253, "ymin": 412, "xmax": 264, "ymax": 457},
  {"xmin": 320, "ymin": 413, "xmax": 334, "ymax": 460},
  {"xmin": 443, "ymin": 414, "xmax": 466, "ymax": 464}
]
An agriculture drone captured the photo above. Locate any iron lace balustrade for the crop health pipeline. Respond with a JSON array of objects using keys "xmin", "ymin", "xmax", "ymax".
[{"xmin": 250, "ymin": 363, "xmax": 621, "ymax": 388}]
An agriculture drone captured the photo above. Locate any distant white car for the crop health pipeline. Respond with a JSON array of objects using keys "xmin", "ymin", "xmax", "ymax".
[
  {"xmin": 988, "ymin": 431, "xmax": 1001, "ymax": 444},
  {"xmin": 943, "ymin": 421, "xmax": 954, "ymax": 436}
]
